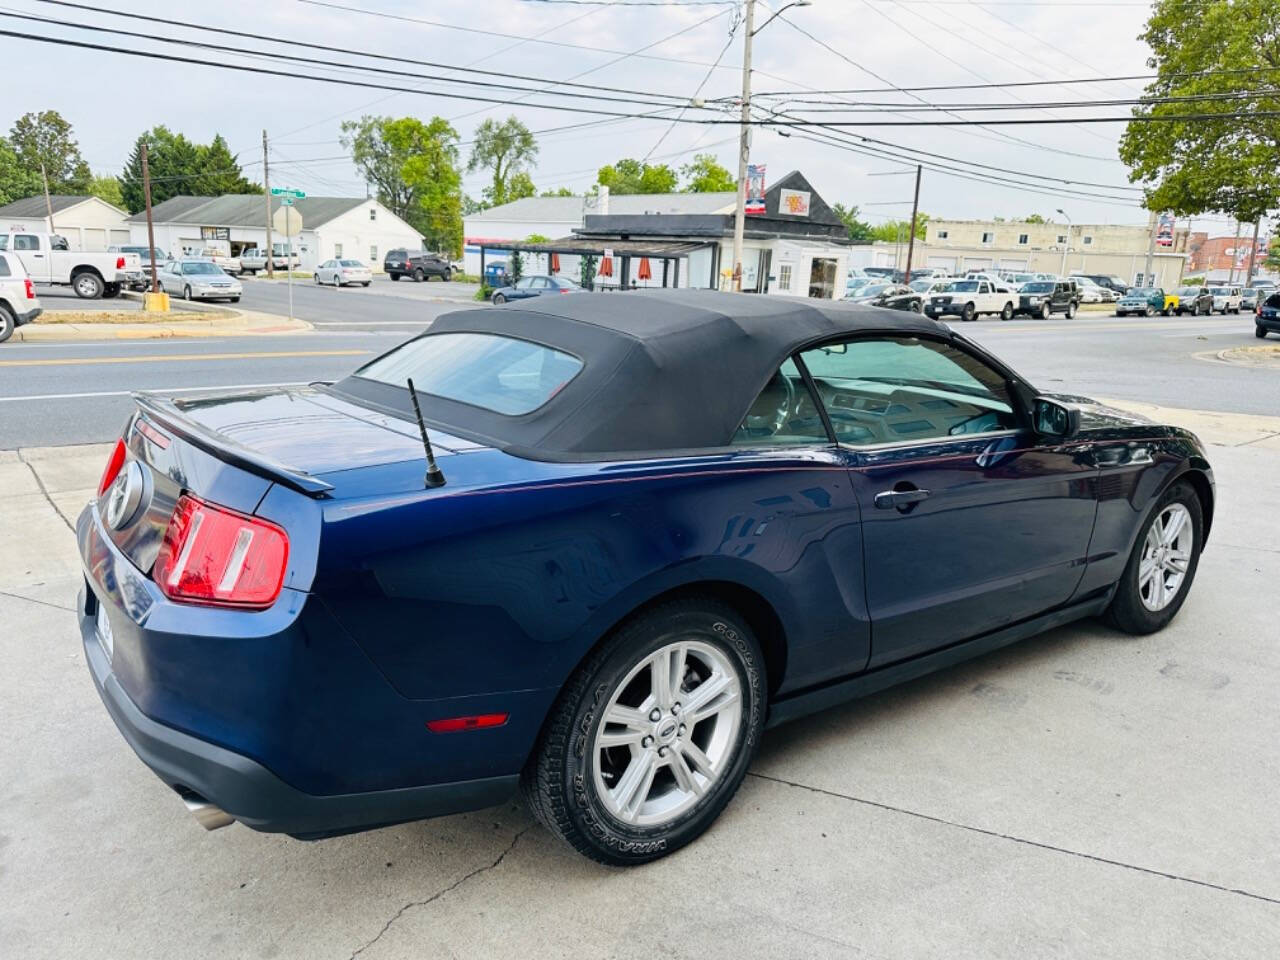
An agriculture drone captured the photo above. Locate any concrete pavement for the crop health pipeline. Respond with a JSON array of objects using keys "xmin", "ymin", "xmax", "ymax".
[{"xmin": 2, "ymin": 410, "xmax": 1278, "ymax": 959}]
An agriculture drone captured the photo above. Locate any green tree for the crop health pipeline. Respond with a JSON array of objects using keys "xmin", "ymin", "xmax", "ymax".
[
  {"xmin": 342, "ymin": 115, "xmax": 463, "ymax": 253},
  {"xmin": 89, "ymin": 174, "xmax": 124, "ymax": 209},
  {"xmin": 1119, "ymin": 0, "xmax": 1280, "ymax": 222},
  {"xmin": 8, "ymin": 110, "xmax": 90, "ymax": 193},
  {"xmin": 0, "ymin": 138, "xmax": 41, "ymax": 205},
  {"xmin": 467, "ymin": 116, "xmax": 538, "ymax": 207},
  {"xmin": 832, "ymin": 202, "xmax": 875, "ymax": 244},
  {"xmin": 193, "ymin": 134, "xmax": 260, "ymax": 197},
  {"xmin": 540, "ymin": 186, "xmax": 574, "ymax": 197},
  {"xmin": 1024, "ymin": 213, "xmax": 1049, "ymax": 224},
  {"xmin": 871, "ymin": 212, "xmax": 930, "ymax": 243},
  {"xmin": 507, "ymin": 170, "xmax": 537, "ymax": 202},
  {"xmin": 1265, "ymin": 235, "xmax": 1280, "ymax": 271},
  {"xmin": 680, "ymin": 153, "xmax": 735, "ymax": 192},
  {"xmin": 120, "ymin": 126, "xmax": 201, "ymax": 212},
  {"xmin": 596, "ymin": 158, "xmax": 677, "ymax": 195}
]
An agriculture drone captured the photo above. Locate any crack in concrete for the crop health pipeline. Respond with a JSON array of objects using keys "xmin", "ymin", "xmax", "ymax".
[
  {"xmin": 748, "ymin": 772, "xmax": 1280, "ymax": 907},
  {"xmin": 348, "ymin": 826, "xmax": 533, "ymax": 959},
  {"xmin": 15, "ymin": 449, "xmax": 76, "ymax": 534},
  {"xmin": 0, "ymin": 588, "xmax": 75, "ymax": 613}
]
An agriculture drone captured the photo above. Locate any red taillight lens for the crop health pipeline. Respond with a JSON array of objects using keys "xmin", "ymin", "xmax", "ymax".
[
  {"xmin": 24, "ymin": 278, "xmax": 35, "ymax": 299},
  {"xmin": 153, "ymin": 494, "xmax": 289, "ymax": 608},
  {"xmin": 426, "ymin": 713, "xmax": 509, "ymax": 733},
  {"xmin": 98, "ymin": 438, "xmax": 127, "ymax": 496},
  {"xmin": 116, "ymin": 256, "xmax": 126, "ymax": 269}
]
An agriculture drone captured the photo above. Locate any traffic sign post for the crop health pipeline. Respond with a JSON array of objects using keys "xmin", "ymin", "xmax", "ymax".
[
  {"xmin": 270, "ymin": 187, "xmax": 306, "ymax": 199},
  {"xmin": 271, "ymin": 197, "xmax": 303, "ymax": 321}
]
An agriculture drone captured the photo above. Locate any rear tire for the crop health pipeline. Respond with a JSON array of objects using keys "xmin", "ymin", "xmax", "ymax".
[
  {"xmin": 0, "ymin": 304, "xmax": 15, "ymax": 343},
  {"xmin": 413, "ymin": 268, "xmax": 425, "ymax": 282},
  {"xmin": 102, "ymin": 283, "xmax": 120, "ymax": 299},
  {"xmin": 390, "ymin": 273, "xmax": 400, "ymax": 281},
  {"xmin": 443, "ymin": 268, "xmax": 452, "ymax": 282},
  {"xmin": 1257, "ymin": 326, "xmax": 1268, "ymax": 339},
  {"xmin": 1066, "ymin": 302, "xmax": 1078, "ymax": 319},
  {"xmin": 1000, "ymin": 302, "xmax": 1013, "ymax": 321},
  {"xmin": 521, "ymin": 597, "xmax": 766, "ymax": 866},
  {"xmin": 73, "ymin": 271, "xmax": 104, "ymax": 299},
  {"xmin": 1104, "ymin": 481, "xmax": 1203, "ymax": 635}
]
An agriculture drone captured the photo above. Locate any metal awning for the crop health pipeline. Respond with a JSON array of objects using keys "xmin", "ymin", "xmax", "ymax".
[{"xmin": 482, "ymin": 238, "xmax": 712, "ymax": 258}]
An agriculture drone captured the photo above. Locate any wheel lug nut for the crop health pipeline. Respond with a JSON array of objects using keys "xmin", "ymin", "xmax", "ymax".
[
  {"xmin": 641, "ymin": 735, "xmax": 654, "ymax": 748},
  {"xmin": 671, "ymin": 703, "xmax": 681, "ymax": 715},
  {"xmin": 649, "ymin": 708, "xmax": 662, "ymax": 722},
  {"xmin": 657, "ymin": 746, "xmax": 668, "ymax": 758},
  {"xmin": 678, "ymin": 724, "xmax": 686, "ymax": 736}
]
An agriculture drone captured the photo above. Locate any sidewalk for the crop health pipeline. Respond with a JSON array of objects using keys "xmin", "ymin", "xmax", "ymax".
[{"xmin": 13, "ymin": 306, "xmax": 311, "ymax": 341}]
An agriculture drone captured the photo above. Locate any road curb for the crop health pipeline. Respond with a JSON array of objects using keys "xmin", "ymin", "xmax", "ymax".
[{"xmin": 13, "ymin": 307, "xmax": 313, "ymax": 341}]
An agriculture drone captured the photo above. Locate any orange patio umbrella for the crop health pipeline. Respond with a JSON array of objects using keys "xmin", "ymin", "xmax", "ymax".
[
  {"xmin": 549, "ymin": 252, "xmax": 560, "ymax": 274},
  {"xmin": 598, "ymin": 255, "xmax": 614, "ymax": 277},
  {"xmin": 637, "ymin": 257, "xmax": 652, "ymax": 281}
]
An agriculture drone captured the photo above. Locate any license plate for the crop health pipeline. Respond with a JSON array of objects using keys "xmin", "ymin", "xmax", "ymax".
[{"xmin": 96, "ymin": 603, "xmax": 114, "ymax": 661}]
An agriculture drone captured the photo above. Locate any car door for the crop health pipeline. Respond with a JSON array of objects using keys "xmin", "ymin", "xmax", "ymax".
[
  {"xmin": 12, "ymin": 234, "xmax": 49, "ymax": 283},
  {"xmin": 528, "ymin": 277, "xmax": 553, "ymax": 298},
  {"xmin": 795, "ymin": 333, "xmax": 1098, "ymax": 668},
  {"xmin": 509, "ymin": 278, "xmax": 535, "ymax": 300},
  {"xmin": 975, "ymin": 280, "xmax": 993, "ymax": 312}
]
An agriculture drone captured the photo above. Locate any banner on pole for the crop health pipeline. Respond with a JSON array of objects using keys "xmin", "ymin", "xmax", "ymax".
[
  {"xmin": 745, "ymin": 164, "xmax": 766, "ymax": 215},
  {"xmin": 1155, "ymin": 213, "xmax": 1174, "ymax": 248}
]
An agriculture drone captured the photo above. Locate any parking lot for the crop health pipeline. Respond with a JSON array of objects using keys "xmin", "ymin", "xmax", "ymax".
[{"xmin": 3, "ymin": 298, "xmax": 1280, "ymax": 955}]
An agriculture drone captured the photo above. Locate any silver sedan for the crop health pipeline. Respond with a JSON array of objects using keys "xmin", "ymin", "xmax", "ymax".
[
  {"xmin": 156, "ymin": 259, "xmax": 242, "ymax": 302},
  {"xmin": 315, "ymin": 259, "xmax": 372, "ymax": 287}
]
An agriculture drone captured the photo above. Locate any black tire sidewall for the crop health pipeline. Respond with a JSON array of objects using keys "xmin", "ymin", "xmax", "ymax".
[
  {"xmin": 1107, "ymin": 480, "xmax": 1203, "ymax": 634},
  {"xmin": 544, "ymin": 602, "xmax": 765, "ymax": 864},
  {"xmin": 0, "ymin": 306, "xmax": 15, "ymax": 343}
]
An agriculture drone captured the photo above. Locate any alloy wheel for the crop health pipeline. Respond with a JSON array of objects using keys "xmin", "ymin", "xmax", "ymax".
[
  {"xmin": 591, "ymin": 640, "xmax": 742, "ymax": 827},
  {"xmin": 1138, "ymin": 503, "xmax": 1193, "ymax": 612}
]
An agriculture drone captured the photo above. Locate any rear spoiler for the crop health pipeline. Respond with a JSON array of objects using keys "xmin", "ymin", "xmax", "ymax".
[{"xmin": 133, "ymin": 393, "xmax": 335, "ymax": 497}]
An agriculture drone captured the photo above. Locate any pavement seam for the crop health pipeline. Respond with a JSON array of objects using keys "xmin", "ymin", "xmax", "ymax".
[
  {"xmin": 1237, "ymin": 430, "xmax": 1280, "ymax": 448},
  {"xmin": 15, "ymin": 449, "xmax": 75, "ymax": 534},
  {"xmin": 748, "ymin": 772, "xmax": 1280, "ymax": 907},
  {"xmin": 0, "ymin": 588, "xmax": 75, "ymax": 613},
  {"xmin": 347, "ymin": 825, "xmax": 533, "ymax": 959}
]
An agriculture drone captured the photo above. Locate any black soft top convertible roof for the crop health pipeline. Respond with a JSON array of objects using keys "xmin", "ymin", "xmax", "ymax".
[{"xmin": 334, "ymin": 289, "xmax": 951, "ymax": 459}]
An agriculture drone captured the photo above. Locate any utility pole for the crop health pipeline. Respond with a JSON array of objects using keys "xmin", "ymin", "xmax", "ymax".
[
  {"xmin": 262, "ymin": 129, "xmax": 275, "ymax": 280},
  {"xmin": 40, "ymin": 163, "xmax": 56, "ymax": 234},
  {"xmin": 1142, "ymin": 209, "xmax": 1158, "ymax": 288},
  {"xmin": 731, "ymin": 0, "xmax": 756, "ymax": 293},
  {"xmin": 1228, "ymin": 219, "xmax": 1243, "ymax": 284},
  {"xmin": 141, "ymin": 143, "xmax": 159, "ymax": 294},
  {"xmin": 1245, "ymin": 217, "xmax": 1261, "ymax": 286},
  {"xmin": 903, "ymin": 164, "xmax": 922, "ymax": 281}
]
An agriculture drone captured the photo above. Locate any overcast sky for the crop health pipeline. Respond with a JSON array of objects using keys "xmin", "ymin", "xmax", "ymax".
[{"xmin": 3, "ymin": 0, "xmax": 1248, "ymax": 234}]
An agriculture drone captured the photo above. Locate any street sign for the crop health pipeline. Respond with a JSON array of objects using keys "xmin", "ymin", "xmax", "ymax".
[
  {"xmin": 270, "ymin": 187, "xmax": 306, "ymax": 199},
  {"xmin": 272, "ymin": 205, "xmax": 302, "ymax": 238},
  {"xmin": 280, "ymin": 197, "xmax": 294, "ymax": 206}
]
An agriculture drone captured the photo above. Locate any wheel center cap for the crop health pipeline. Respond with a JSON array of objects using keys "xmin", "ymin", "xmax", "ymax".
[{"xmin": 656, "ymin": 719, "xmax": 679, "ymax": 743}]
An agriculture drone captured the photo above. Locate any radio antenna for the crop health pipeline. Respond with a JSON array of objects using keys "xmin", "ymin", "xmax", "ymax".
[{"xmin": 406, "ymin": 378, "xmax": 446, "ymax": 488}]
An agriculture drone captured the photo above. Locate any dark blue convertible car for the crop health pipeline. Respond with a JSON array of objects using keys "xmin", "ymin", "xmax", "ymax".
[{"xmin": 78, "ymin": 290, "xmax": 1213, "ymax": 864}]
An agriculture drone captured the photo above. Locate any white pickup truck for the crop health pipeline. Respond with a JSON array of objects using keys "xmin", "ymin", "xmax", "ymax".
[
  {"xmin": 924, "ymin": 278, "xmax": 1019, "ymax": 322},
  {"xmin": 0, "ymin": 231, "xmax": 143, "ymax": 299}
]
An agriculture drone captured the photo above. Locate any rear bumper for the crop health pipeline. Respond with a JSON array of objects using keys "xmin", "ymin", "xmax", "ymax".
[
  {"xmin": 15, "ymin": 305, "xmax": 42, "ymax": 325},
  {"xmin": 79, "ymin": 597, "xmax": 517, "ymax": 837},
  {"xmin": 1258, "ymin": 315, "xmax": 1280, "ymax": 333}
]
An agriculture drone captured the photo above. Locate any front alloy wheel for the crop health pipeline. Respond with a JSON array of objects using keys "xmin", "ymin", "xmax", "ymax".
[
  {"xmin": 1137, "ymin": 503, "xmax": 1194, "ymax": 613},
  {"xmin": 523, "ymin": 598, "xmax": 765, "ymax": 865},
  {"xmin": 1105, "ymin": 481, "xmax": 1202, "ymax": 635}
]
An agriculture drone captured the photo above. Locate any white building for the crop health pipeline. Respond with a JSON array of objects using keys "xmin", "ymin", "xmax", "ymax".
[
  {"xmin": 127, "ymin": 195, "xmax": 423, "ymax": 271},
  {"xmin": 0, "ymin": 194, "xmax": 131, "ymax": 250}
]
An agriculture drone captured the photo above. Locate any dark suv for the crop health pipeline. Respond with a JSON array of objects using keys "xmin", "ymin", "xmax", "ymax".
[
  {"xmin": 384, "ymin": 249, "xmax": 452, "ymax": 282},
  {"xmin": 1014, "ymin": 280, "xmax": 1077, "ymax": 319},
  {"xmin": 1257, "ymin": 291, "xmax": 1280, "ymax": 339},
  {"xmin": 1173, "ymin": 285, "xmax": 1214, "ymax": 315}
]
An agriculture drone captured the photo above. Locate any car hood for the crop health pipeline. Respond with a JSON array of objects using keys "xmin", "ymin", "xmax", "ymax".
[
  {"xmin": 159, "ymin": 385, "xmax": 485, "ymax": 478},
  {"xmin": 1042, "ymin": 392, "xmax": 1160, "ymax": 431}
]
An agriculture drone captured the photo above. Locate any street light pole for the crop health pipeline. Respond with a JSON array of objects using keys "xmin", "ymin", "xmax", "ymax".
[
  {"xmin": 1056, "ymin": 208, "xmax": 1072, "ymax": 277},
  {"xmin": 730, "ymin": 0, "xmax": 756, "ymax": 293}
]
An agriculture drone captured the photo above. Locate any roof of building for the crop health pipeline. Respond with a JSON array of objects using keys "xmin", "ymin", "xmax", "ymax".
[
  {"xmin": 127, "ymin": 195, "xmax": 370, "ymax": 228},
  {"xmin": 464, "ymin": 192, "xmax": 737, "ymax": 224},
  {"xmin": 331, "ymin": 289, "xmax": 946, "ymax": 459},
  {"xmin": 0, "ymin": 194, "xmax": 116, "ymax": 218}
]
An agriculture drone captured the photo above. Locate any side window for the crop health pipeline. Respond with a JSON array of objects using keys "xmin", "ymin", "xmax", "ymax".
[
  {"xmin": 731, "ymin": 358, "xmax": 828, "ymax": 447},
  {"xmin": 797, "ymin": 336, "xmax": 1018, "ymax": 446},
  {"xmin": 978, "ymin": 281, "xmax": 990, "ymax": 294},
  {"xmin": 515, "ymin": 278, "xmax": 534, "ymax": 290},
  {"xmin": 0, "ymin": 255, "xmax": 10, "ymax": 278},
  {"xmin": 14, "ymin": 235, "xmax": 39, "ymax": 251},
  {"xmin": 531, "ymin": 277, "xmax": 551, "ymax": 289}
]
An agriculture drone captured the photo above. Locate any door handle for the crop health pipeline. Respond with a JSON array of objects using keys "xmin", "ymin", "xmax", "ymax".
[{"xmin": 874, "ymin": 487, "xmax": 931, "ymax": 509}]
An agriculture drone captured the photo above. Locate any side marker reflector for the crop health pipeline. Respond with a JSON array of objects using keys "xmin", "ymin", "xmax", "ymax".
[{"xmin": 426, "ymin": 713, "xmax": 509, "ymax": 733}]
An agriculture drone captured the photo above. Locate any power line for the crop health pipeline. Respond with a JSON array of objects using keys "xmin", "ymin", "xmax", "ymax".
[
  {"xmin": 643, "ymin": 12, "xmax": 741, "ymax": 161},
  {"xmin": 764, "ymin": 89, "xmax": 1280, "ymax": 112}
]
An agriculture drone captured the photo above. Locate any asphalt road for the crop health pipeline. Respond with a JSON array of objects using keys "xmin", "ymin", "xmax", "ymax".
[{"xmin": 3, "ymin": 292, "xmax": 1276, "ymax": 450}]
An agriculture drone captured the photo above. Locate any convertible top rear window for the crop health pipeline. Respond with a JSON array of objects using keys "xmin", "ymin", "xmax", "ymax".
[{"xmin": 355, "ymin": 332, "xmax": 583, "ymax": 416}]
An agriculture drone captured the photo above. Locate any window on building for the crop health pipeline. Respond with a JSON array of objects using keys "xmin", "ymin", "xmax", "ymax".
[
  {"xmin": 370, "ymin": 245, "xmax": 377, "ymax": 263},
  {"xmin": 778, "ymin": 263, "xmax": 792, "ymax": 291},
  {"xmin": 1083, "ymin": 236, "xmax": 1093, "ymax": 246},
  {"xmin": 1057, "ymin": 235, "xmax": 1067, "ymax": 245},
  {"xmin": 1017, "ymin": 234, "xmax": 1029, "ymax": 245},
  {"xmin": 981, "ymin": 232, "xmax": 994, "ymax": 244},
  {"xmin": 334, "ymin": 243, "xmax": 343, "ymax": 257},
  {"xmin": 936, "ymin": 230, "xmax": 949, "ymax": 240},
  {"xmin": 369, "ymin": 208, "xmax": 377, "ymax": 221}
]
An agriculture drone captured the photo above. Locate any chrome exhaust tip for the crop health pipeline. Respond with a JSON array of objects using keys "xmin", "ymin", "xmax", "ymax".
[{"xmin": 183, "ymin": 797, "xmax": 235, "ymax": 831}]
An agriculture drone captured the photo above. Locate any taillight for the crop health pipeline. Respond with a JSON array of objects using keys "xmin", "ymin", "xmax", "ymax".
[
  {"xmin": 153, "ymin": 494, "xmax": 289, "ymax": 608},
  {"xmin": 24, "ymin": 278, "xmax": 35, "ymax": 299},
  {"xmin": 116, "ymin": 256, "xmax": 126, "ymax": 269},
  {"xmin": 98, "ymin": 438, "xmax": 127, "ymax": 496}
]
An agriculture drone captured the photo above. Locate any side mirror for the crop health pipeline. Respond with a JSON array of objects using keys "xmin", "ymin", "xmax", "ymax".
[{"xmin": 1033, "ymin": 397, "xmax": 1080, "ymax": 439}]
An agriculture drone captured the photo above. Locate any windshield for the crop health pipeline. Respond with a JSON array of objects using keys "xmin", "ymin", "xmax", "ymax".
[
  {"xmin": 909, "ymin": 279, "xmax": 934, "ymax": 291},
  {"xmin": 182, "ymin": 262, "xmax": 225, "ymax": 275},
  {"xmin": 1022, "ymin": 282, "xmax": 1052, "ymax": 293},
  {"xmin": 860, "ymin": 284, "xmax": 891, "ymax": 297},
  {"xmin": 1175, "ymin": 287, "xmax": 1200, "ymax": 297},
  {"xmin": 1208, "ymin": 287, "xmax": 1230, "ymax": 295},
  {"xmin": 949, "ymin": 281, "xmax": 979, "ymax": 292},
  {"xmin": 356, "ymin": 332, "xmax": 584, "ymax": 416},
  {"xmin": 339, "ymin": 260, "xmax": 363, "ymax": 267}
]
